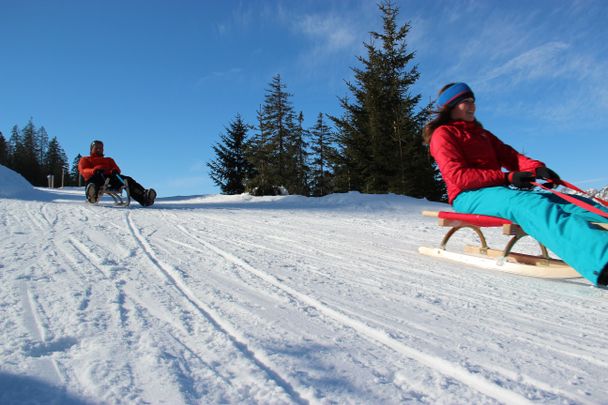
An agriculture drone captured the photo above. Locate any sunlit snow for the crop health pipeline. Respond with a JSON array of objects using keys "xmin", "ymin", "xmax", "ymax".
[{"xmin": 1, "ymin": 165, "xmax": 607, "ymax": 404}]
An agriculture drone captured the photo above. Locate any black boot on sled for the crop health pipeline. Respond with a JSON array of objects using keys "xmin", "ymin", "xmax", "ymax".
[
  {"xmin": 86, "ymin": 183, "xmax": 99, "ymax": 203},
  {"xmin": 598, "ymin": 264, "xmax": 608, "ymax": 286},
  {"xmin": 143, "ymin": 188, "xmax": 156, "ymax": 207}
]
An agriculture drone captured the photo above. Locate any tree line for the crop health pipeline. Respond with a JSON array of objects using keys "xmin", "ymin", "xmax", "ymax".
[
  {"xmin": 207, "ymin": 1, "xmax": 446, "ymax": 201},
  {"xmin": 0, "ymin": 119, "xmax": 82, "ymax": 187}
]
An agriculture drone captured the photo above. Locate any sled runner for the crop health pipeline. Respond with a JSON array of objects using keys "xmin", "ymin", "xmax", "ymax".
[
  {"xmin": 418, "ymin": 210, "xmax": 586, "ymax": 279},
  {"xmin": 86, "ymin": 176, "xmax": 130, "ymax": 207}
]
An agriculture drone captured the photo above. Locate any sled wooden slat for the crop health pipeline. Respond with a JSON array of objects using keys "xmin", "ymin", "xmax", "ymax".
[
  {"xmin": 418, "ymin": 210, "xmax": 583, "ymax": 280},
  {"xmin": 593, "ymin": 222, "xmax": 608, "ymax": 231},
  {"xmin": 463, "ymin": 245, "xmax": 568, "ymax": 268},
  {"xmin": 502, "ymin": 223, "xmax": 526, "ymax": 237},
  {"xmin": 418, "ymin": 246, "xmax": 580, "ymax": 279}
]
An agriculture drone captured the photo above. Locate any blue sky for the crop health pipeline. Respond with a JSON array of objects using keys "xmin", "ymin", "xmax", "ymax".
[{"xmin": 1, "ymin": 0, "xmax": 607, "ymax": 197}]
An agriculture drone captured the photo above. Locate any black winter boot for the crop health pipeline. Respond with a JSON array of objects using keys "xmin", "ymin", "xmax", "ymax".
[
  {"xmin": 598, "ymin": 264, "xmax": 608, "ymax": 286},
  {"xmin": 86, "ymin": 183, "xmax": 99, "ymax": 203},
  {"xmin": 143, "ymin": 189, "xmax": 156, "ymax": 207}
]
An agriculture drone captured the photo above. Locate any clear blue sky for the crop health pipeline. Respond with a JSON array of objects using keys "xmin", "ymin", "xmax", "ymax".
[{"xmin": 1, "ymin": 0, "xmax": 607, "ymax": 197}]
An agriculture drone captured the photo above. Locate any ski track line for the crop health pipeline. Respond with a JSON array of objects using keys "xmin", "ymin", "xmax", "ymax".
[
  {"xmin": 64, "ymin": 226, "xmax": 199, "ymax": 403},
  {"xmin": 19, "ymin": 282, "xmax": 66, "ymax": 385},
  {"xmin": 169, "ymin": 213, "xmax": 608, "ymax": 367},
  {"xmin": 173, "ymin": 214, "xmax": 528, "ymax": 304},
  {"xmin": 169, "ymin": 215, "xmax": 602, "ymax": 396},
  {"xmin": 126, "ymin": 212, "xmax": 312, "ymax": 405},
  {"xmin": 40, "ymin": 203, "xmax": 58, "ymax": 228},
  {"xmin": 177, "ymin": 218, "xmax": 602, "ymax": 337},
  {"xmin": 66, "ymin": 237, "xmax": 113, "ymax": 280},
  {"xmin": 174, "ymin": 224, "xmax": 535, "ymax": 405},
  {"xmin": 125, "ymin": 213, "xmax": 604, "ymax": 403},
  {"xmin": 23, "ymin": 203, "xmax": 46, "ymax": 232}
]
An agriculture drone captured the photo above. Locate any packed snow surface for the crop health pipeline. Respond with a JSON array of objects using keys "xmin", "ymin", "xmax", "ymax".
[{"xmin": 1, "ymin": 165, "xmax": 607, "ymax": 404}]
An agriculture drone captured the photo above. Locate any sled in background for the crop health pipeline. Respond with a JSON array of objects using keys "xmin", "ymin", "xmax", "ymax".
[
  {"xmin": 418, "ymin": 210, "xmax": 606, "ymax": 279},
  {"xmin": 87, "ymin": 176, "xmax": 131, "ymax": 207}
]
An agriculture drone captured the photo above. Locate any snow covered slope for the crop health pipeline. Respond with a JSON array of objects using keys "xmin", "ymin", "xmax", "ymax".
[
  {"xmin": 1, "ymin": 165, "xmax": 607, "ymax": 404},
  {"xmin": 0, "ymin": 164, "xmax": 46, "ymax": 199}
]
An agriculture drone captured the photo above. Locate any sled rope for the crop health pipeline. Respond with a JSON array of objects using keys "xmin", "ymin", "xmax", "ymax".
[
  {"xmin": 532, "ymin": 180, "xmax": 608, "ymax": 220},
  {"xmin": 558, "ymin": 179, "xmax": 608, "ymax": 207}
]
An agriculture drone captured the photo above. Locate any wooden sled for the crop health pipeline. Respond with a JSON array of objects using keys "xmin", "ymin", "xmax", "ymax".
[{"xmin": 418, "ymin": 210, "xmax": 591, "ymax": 279}]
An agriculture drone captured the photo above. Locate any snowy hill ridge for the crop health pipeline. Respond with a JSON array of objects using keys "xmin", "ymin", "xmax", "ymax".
[
  {"xmin": 2, "ymin": 164, "xmax": 608, "ymax": 404},
  {"xmin": 0, "ymin": 164, "xmax": 44, "ymax": 198},
  {"xmin": 585, "ymin": 185, "xmax": 608, "ymax": 201}
]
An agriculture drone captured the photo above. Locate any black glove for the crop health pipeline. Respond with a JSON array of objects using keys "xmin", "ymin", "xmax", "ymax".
[
  {"xmin": 507, "ymin": 171, "xmax": 535, "ymax": 189},
  {"xmin": 535, "ymin": 167, "xmax": 560, "ymax": 186},
  {"xmin": 93, "ymin": 169, "xmax": 105, "ymax": 179}
]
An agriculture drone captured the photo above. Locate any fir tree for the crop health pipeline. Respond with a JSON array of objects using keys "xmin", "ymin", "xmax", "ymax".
[
  {"xmin": 0, "ymin": 131, "xmax": 8, "ymax": 166},
  {"xmin": 288, "ymin": 112, "xmax": 310, "ymax": 196},
  {"xmin": 251, "ymin": 74, "xmax": 299, "ymax": 195},
  {"xmin": 309, "ymin": 113, "xmax": 336, "ymax": 196},
  {"xmin": 207, "ymin": 114, "xmax": 253, "ymax": 195},
  {"xmin": 330, "ymin": 0, "xmax": 443, "ymax": 199},
  {"xmin": 330, "ymin": 105, "xmax": 367, "ymax": 192},
  {"xmin": 71, "ymin": 154, "xmax": 83, "ymax": 186},
  {"xmin": 36, "ymin": 126, "xmax": 49, "ymax": 166},
  {"xmin": 7, "ymin": 125, "xmax": 21, "ymax": 170},
  {"xmin": 14, "ymin": 120, "xmax": 42, "ymax": 185},
  {"xmin": 45, "ymin": 137, "xmax": 68, "ymax": 187},
  {"xmin": 246, "ymin": 108, "xmax": 279, "ymax": 195}
]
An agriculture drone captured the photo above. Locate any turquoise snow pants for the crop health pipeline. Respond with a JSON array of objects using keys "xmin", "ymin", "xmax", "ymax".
[{"xmin": 453, "ymin": 186, "xmax": 608, "ymax": 285}]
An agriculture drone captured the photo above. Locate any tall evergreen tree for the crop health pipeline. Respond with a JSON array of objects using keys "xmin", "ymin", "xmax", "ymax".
[
  {"xmin": 71, "ymin": 154, "xmax": 83, "ymax": 186},
  {"xmin": 330, "ymin": 105, "xmax": 367, "ymax": 192},
  {"xmin": 288, "ymin": 112, "xmax": 310, "ymax": 196},
  {"xmin": 36, "ymin": 126, "xmax": 49, "ymax": 167},
  {"xmin": 7, "ymin": 125, "xmax": 21, "ymax": 170},
  {"xmin": 207, "ymin": 114, "xmax": 253, "ymax": 194},
  {"xmin": 250, "ymin": 74, "xmax": 300, "ymax": 195},
  {"xmin": 246, "ymin": 108, "xmax": 278, "ymax": 195},
  {"xmin": 14, "ymin": 120, "xmax": 42, "ymax": 185},
  {"xmin": 45, "ymin": 137, "xmax": 68, "ymax": 187},
  {"xmin": 330, "ymin": 0, "xmax": 443, "ymax": 199},
  {"xmin": 0, "ymin": 131, "xmax": 7, "ymax": 166},
  {"xmin": 309, "ymin": 113, "xmax": 336, "ymax": 196}
]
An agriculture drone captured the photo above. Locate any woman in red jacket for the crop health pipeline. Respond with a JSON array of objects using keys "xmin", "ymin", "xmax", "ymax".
[
  {"xmin": 424, "ymin": 82, "xmax": 608, "ymax": 286},
  {"xmin": 78, "ymin": 140, "xmax": 156, "ymax": 206}
]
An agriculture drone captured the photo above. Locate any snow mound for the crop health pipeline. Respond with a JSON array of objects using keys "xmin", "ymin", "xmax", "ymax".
[
  {"xmin": 157, "ymin": 191, "xmax": 446, "ymax": 213},
  {"xmin": 0, "ymin": 165, "xmax": 38, "ymax": 198}
]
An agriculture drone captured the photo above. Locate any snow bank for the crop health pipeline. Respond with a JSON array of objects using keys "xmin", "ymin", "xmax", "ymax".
[
  {"xmin": 157, "ymin": 191, "xmax": 447, "ymax": 213},
  {"xmin": 0, "ymin": 165, "xmax": 41, "ymax": 199}
]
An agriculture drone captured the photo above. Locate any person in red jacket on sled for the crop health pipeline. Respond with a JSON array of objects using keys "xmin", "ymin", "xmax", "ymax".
[
  {"xmin": 423, "ymin": 82, "xmax": 608, "ymax": 286},
  {"xmin": 78, "ymin": 140, "xmax": 156, "ymax": 207}
]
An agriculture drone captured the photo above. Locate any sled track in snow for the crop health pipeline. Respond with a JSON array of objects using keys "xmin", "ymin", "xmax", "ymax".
[
  {"xmin": 125, "ymin": 212, "xmax": 311, "ymax": 405},
  {"xmin": 189, "ymin": 212, "xmax": 608, "ymax": 341},
  {"xmin": 18, "ymin": 281, "xmax": 68, "ymax": 386},
  {"xmin": 168, "ymin": 222, "xmax": 539, "ymax": 405},
  {"xmin": 167, "ymin": 214, "xmax": 607, "ymax": 385}
]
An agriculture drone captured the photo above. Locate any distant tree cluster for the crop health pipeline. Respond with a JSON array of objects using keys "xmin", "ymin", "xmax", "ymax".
[
  {"xmin": 0, "ymin": 119, "xmax": 82, "ymax": 187},
  {"xmin": 208, "ymin": 76, "xmax": 338, "ymax": 197},
  {"xmin": 208, "ymin": 1, "xmax": 445, "ymax": 201}
]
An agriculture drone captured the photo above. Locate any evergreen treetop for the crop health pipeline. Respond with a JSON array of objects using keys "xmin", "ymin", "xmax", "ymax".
[
  {"xmin": 207, "ymin": 114, "xmax": 253, "ymax": 195},
  {"xmin": 330, "ymin": 0, "xmax": 444, "ymax": 200}
]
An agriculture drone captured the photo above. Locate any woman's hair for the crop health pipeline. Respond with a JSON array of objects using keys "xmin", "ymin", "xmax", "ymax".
[{"xmin": 422, "ymin": 83, "xmax": 481, "ymax": 145}]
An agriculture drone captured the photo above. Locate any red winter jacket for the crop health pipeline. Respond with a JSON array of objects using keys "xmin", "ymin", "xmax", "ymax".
[
  {"xmin": 430, "ymin": 120, "xmax": 545, "ymax": 204},
  {"xmin": 78, "ymin": 155, "xmax": 121, "ymax": 181}
]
